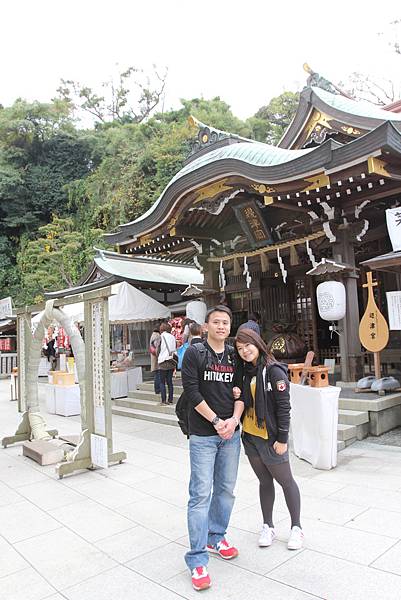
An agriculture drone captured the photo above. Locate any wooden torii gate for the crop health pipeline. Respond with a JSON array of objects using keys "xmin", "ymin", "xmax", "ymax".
[{"xmin": 1, "ymin": 286, "xmax": 126, "ymax": 478}]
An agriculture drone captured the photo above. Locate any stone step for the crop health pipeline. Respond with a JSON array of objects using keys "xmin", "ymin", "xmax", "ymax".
[
  {"xmin": 137, "ymin": 382, "xmax": 184, "ymax": 394},
  {"xmin": 338, "ymin": 409, "xmax": 369, "ymax": 426},
  {"xmin": 128, "ymin": 389, "xmax": 181, "ymax": 402},
  {"xmin": 113, "ymin": 397, "xmax": 176, "ymax": 413},
  {"xmin": 112, "ymin": 405, "xmax": 179, "ymax": 427},
  {"xmin": 337, "ymin": 440, "xmax": 346, "ymax": 452},
  {"xmin": 337, "ymin": 423, "xmax": 357, "ymax": 441},
  {"xmin": 339, "ymin": 393, "xmax": 401, "ymax": 412}
]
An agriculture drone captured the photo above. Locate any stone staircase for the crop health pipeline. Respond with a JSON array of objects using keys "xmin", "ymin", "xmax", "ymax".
[
  {"xmin": 336, "ymin": 397, "xmax": 370, "ymax": 450},
  {"xmin": 112, "ymin": 381, "xmax": 371, "ymax": 451},
  {"xmin": 112, "ymin": 379, "xmax": 183, "ymax": 427}
]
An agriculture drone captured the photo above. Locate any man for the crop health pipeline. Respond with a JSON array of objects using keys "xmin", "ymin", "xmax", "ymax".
[
  {"xmin": 188, "ymin": 321, "xmax": 203, "ymax": 345},
  {"xmin": 181, "ymin": 305, "xmax": 244, "ymax": 591}
]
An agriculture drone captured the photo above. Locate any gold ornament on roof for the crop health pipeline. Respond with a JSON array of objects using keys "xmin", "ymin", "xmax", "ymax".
[
  {"xmin": 139, "ymin": 234, "xmax": 152, "ymax": 246},
  {"xmin": 194, "ymin": 179, "xmax": 232, "ymax": 204},
  {"xmin": 341, "ymin": 125, "xmax": 361, "ymax": 136},
  {"xmin": 367, "ymin": 156, "xmax": 390, "ymax": 177},
  {"xmin": 302, "ymin": 173, "xmax": 330, "ymax": 192},
  {"xmin": 252, "ymin": 183, "xmax": 276, "ymax": 194}
]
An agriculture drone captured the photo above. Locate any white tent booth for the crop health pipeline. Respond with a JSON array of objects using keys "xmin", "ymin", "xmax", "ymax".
[{"xmin": 33, "ymin": 282, "xmax": 171, "ymax": 398}]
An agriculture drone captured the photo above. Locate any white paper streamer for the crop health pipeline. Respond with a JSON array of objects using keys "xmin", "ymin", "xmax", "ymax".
[
  {"xmin": 277, "ymin": 249, "xmax": 287, "ymax": 283},
  {"xmin": 243, "ymin": 257, "xmax": 251, "ymax": 289}
]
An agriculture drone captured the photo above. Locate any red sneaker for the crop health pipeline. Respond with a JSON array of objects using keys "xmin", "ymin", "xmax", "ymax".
[
  {"xmin": 207, "ymin": 538, "xmax": 239, "ymax": 560},
  {"xmin": 191, "ymin": 566, "xmax": 211, "ymax": 591}
]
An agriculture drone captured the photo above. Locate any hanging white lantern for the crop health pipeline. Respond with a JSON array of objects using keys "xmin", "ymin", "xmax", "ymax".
[
  {"xmin": 186, "ymin": 300, "xmax": 207, "ymax": 324},
  {"xmin": 316, "ymin": 281, "xmax": 346, "ymax": 321},
  {"xmin": 386, "ymin": 207, "xmax": 401, "ymax": 252}
]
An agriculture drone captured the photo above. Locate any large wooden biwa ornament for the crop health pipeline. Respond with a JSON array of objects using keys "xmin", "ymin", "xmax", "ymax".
[{"xmin": 359, "ymin": 272, "xmax": 389, "ymax": 353}]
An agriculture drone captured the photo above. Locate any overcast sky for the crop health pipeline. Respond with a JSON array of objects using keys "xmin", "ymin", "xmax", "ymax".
[{"xmin": 2, "ymin": 0, "xmax": 401, "ymax": 120}]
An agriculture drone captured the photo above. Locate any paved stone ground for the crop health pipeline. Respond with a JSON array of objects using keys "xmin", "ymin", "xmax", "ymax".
[
  {"xmin": 366, "ymin": 427, "xmax": 401, "ymax": 447},
  {"xmin": 1, "ymin": 378, "xmax": 401, "ymax": 600}
]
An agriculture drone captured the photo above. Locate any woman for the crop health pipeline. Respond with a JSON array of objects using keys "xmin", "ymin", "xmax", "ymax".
[
  {"xmin": 149, "ymin": 326, "xmax": 161, "ymax": 394},
  {"xmin": 234, "ymin": 328, "xmax": 303, "ymax": 550},
  {"xmin": 157, "ymin": 322, "xmax": 177, "ymax": 405}
]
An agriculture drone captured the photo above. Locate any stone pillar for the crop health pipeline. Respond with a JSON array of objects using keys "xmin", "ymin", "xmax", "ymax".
[
  {"xmin": 16, "ymin": 314, "xmax": 30, "ymax": 413},
  {"xmin": 333, "ymin": 228, "xmax": 364, "ymax": 382}
]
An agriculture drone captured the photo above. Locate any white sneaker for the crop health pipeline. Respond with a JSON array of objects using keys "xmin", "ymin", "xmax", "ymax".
[
  {"xmin": 258, "ymin": 524, "xmax": 276, "ymax": 547},
  {"xmin": 287, "ymin": 526, "xmax": 304, "ymax": 550}
]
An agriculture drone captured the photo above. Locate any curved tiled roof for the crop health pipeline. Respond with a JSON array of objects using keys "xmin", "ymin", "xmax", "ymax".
[
  {"xmin": 119, "ymin": 142, "xmax": 314, "ymax": 229},
  {"xmin": 312, "ymin": 87, "xmax": 401, "ymax": 122},
  {"xmin": 105, "ymin": 121, "xmax": 401, "ymax": 245},
  {"xmin": 280, "ymin": 86, "xmax": 401, "ymax": 149}
]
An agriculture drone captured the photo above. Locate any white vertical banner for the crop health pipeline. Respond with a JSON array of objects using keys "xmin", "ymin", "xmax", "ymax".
[
  {"xmin": 386, "ymin": 291, "xmax": 401, "ymax": 330},
  {"xmin": 386, "ymin": 207, "xmax": 401, "ymax": 251},
  {"xmin": 0, "ymin": 297, "xmax": 12, "ymax": 320}
]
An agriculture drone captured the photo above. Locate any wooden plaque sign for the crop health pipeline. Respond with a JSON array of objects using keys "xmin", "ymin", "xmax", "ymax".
[
  {"xmin": 232, "ymin": 200, "xmax": 273, "ymax": 248},
  {"xmin": 359, "ymin": 272, "xmax": 389, "ymax": 353}
]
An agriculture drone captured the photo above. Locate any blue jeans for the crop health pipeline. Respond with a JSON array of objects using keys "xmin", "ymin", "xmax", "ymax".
[{"xmin": 185, "ymin": 429, "xmax": 241, "ymax": 570}]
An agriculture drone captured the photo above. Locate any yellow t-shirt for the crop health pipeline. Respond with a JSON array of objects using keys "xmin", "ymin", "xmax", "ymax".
[{"xmin": 242, "ymin": 376, "xmax": 268, "ymax": 439}]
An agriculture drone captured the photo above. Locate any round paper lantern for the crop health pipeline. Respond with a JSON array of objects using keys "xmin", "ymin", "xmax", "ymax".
[
  {"xmin": 186, "ymin": 300, "xmax": 207, "ymax": 324},
  {"xmin": 316, "ymin": 281, "xmax": 346, "ymax": 321}
]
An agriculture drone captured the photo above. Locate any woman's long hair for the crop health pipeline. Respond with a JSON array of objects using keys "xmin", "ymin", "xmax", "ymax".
[{"xmin": 235, "ymin": 328, "xmax": 276, "ymax": 366}]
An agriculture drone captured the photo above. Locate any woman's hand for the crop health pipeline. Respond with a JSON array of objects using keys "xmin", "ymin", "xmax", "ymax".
[
  {"xmin": 273, "ymin": 441, "xmax": 288, "ymax": 455},
  {"xmin": 233, "ymin": 386, "xmax": 242, "ymax": 400}
]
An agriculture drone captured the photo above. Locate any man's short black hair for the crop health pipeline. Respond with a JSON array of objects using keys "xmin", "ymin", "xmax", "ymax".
[
  {"xmin": 205, "ymin": 305, "xmax": 232, "ymax": 323},
  {"xmin": 189, "ymin": 322, "xmax": 202, "ymax": 336}
]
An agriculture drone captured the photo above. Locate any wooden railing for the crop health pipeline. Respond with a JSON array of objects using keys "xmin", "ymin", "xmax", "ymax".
[{"xmin": 0, "ymin": 353, "xmax": 17, "ymax": 376}]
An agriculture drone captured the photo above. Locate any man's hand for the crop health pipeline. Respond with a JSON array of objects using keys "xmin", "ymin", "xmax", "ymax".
[
  {"xmin": 218, "ymin": 417, "xmax": 238, "ymax": 440},
  {"xmin": 233, "ymin": 387, "xmax": 241, "ymax": 400}
]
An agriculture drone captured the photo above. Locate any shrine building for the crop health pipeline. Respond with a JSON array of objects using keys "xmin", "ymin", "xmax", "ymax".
[{"xmin": 104, "ymin": 84, "xmax": 401, "ymax": 382}]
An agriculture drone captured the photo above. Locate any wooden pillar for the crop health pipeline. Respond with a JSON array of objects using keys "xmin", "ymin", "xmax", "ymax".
[
  {"xmin": 307, "ymin": 276, "xmax": 319, "ymax": 360},
  {"xmin": 333, "ymin": 229, "xmax": 364, "ymax": 382},
  {"xmin": 203, "ymin": 262, "xmax": 220, "ymax": 306}
]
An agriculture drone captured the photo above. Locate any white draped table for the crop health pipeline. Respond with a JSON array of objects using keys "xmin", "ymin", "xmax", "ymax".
[
  {"xmin": 110, "ymin": 367, "xmax": 143, "ymax": 398},
  {"xmin": 290, "ymin": 383, "xmax": 340, "ymax": 470}
]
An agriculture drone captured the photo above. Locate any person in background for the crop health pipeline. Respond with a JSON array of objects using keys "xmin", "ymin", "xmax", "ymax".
[
  {"xmin": 157, "ymin": 322, "xmax": 177, "ymax": 404},
  {"xmin": 188, "ymin": 322, "xmax": 203, "ymax": 346},
  {"xmin": 45, "ymin": 326, "xmax": 57, "ymax": 371},
  {"xmin": 234, "ymin": 328, "xmax": 303, "ymax": 551},
  {"xmin": 182, "ymin": 318, "xmax": 194, "ymax": 343},
  {"xmin": 238, "ymin": 312, "xmax": 261, "ymax": 336},
  {"xmin": 149, "ymin": 325, "xmax": 161, "ymax": 394}
]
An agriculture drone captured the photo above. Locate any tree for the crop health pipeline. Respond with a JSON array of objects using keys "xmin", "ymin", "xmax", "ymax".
[
  {"xmin": 339, "ymin": 19, "xmax": 401, "ymax": 105},
  {"xmin": 65, "ymin": 96, "xmax": 254, "ymax": 234},
  {"xmin": 57, "ymin": 65, "xmax": 167, "ymax": 125},
  {"xmin": 249, "ymin": 91, "xmax": 299, "ymax": 144},
  {"xmin": 342, "ymin": 72, "xmax": 398, "ymax": 105},
  {"xmin": 17, "ymin": 216, "xmax": 104, "ymax": 303},
  {"xmin": 0, "ymin": 99, "xmax": 93, "ymax": 236}
]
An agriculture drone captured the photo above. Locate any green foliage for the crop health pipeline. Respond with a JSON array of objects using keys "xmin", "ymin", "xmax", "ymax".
[
  {"xmin": 17, "ymin": 216, "xmax": 104, "ymax": 303},
  {"xmin": 0, "ymin": 85, "xmax": 299, "ymax": 306},
  {"xmin": 0, "ymin": 99, "xmax": 93, "ymax": 236},
  {"xmin": 250, "ymin": 91, "xmax": 299, "ymax": 144},
  {"xmin": 57, "ymin": 65, "xmax": 168, "ymax": 124}
]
